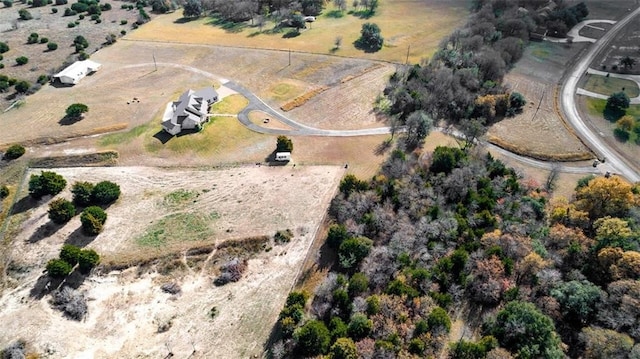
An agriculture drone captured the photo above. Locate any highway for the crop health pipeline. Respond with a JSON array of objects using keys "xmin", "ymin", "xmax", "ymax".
[{"xmin": 560, "ymin": 6, "xmax": 640, "ymax": 183}]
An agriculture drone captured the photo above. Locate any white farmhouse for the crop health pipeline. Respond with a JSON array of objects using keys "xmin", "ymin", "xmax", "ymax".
[
  {"xmin": 161, "ymin": 87, "xmax": 219, "ymax": 136},
  {"xmin": 53, "ymin": 60, "xmax": 102, "ymax": 85}
]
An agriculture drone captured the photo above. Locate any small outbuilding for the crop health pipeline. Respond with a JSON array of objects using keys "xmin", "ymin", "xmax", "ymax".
[
  {"xmin": 53, "ymin": 60, "xmax": 102, "ymax": 85},
  {"xmin": 275, "ymin": 152, "xmax": 291, "ymax": 162}
]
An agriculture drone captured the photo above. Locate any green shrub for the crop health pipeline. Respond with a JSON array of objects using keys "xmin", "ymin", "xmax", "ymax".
[
  {"xmin": 29, "ymin": 171, "xmax": 67, "ymax": 198},
  {"xmin": 329, "ymin": 337, "xmax": 357, "ymax": 359},
  {"xmin": 71, "ymin": 1, "xmax": 88, "ymax": 12},
  {"xmin": 91, "ymin": 180, "xmax": 120, "ymax": 204},
  {"xmin": 0, "ymin": 186, "xmax": 9, "ymax": 199},
  {"xmin": 327, "ymin": 223, "xmax": 349, "ymax": 248},
  {"xmin": 329, "ymin": 316, "xmax": 348, "ymax": 341},
  {"xmin": 0, "ymin": 42, "xmax": 8, "ymax": 53},
  {"xmin": 338, "ymin": 236, "xmax": 372, "ymax": 271},
  {"xmin": 78, "ymin": 14, "xmax": 84, "ymax": 19},
  {"xmin": 64, "ymin": 7, "xmax": 76, "ymax": 16},
  {"xmin": 96, "ymin": 18, "xmax": 102, "ymax": 23},
  {"xmin": 14, "ymin": 80, "xmax": 30, "ymax": 93},
  {"xmin": 408, "ymin": 338, "xmax": 425, "ymax": 355},
  {"xmin": 80, "ymin": 206, "xmax": 107, "ymax": 235},
  {"xmin": 120, "ymin": 19, "xmax": 127, "ymax": 24},
  {"xmin": 4, "ymin": 144, "xmax": 25, "ymax": 160},
  {"xmin": 51, "ymin": 7, "xmax": 58, "ymax": 12},
  {"xmin": 366, "ymin": 295, "xmax": 380, "ymax": 315},
  {"xmin": 48, "ymin": 198, "xmax": 76, "ymax": 224},
  {"xmin": 68, "ymin": 22, "xmax": 76, "ymax": 27},
  {"xmin": 78, "ymin": 249, "xmax": 100, "ymax": 273},
  {"xmin": 37, "ymin": 74, "xmax": 48, "ymax": 85},
  {"xmin": 39, "ymin": 37, "xmax": 48, "ymax": 43},
  {"xmin": 47, "ymin": 42, "xmax": 58, "ymax": 51},
  {"xmin": 18, "ymin": 8, "xmax": 32, "ymax": 19},
  {"xmin": 15, "ymin": 56, "xmax": 28, "ymax": 66},
  {"xmin": 3, "ymin": 0, "xmax": 13, "ymax": 7},
  {"xmin": 27, "ymin": 33, "xmax": 39, "ymax": 44},
  {"xmin": 120, "ymin": 29, "xmax": 126, "ymax": 35},
  {"xmin": 46, "ymin": 259, "xmax": 72, "ymax": 278},
  {"xmin": 71, "ymin": 181, "xmax": 94, "ymax": 206},
  {"xmin": 65, "ymin": 103, "xmax": 89, "ymax": 119},
  {"xmin": 348, "ymin": 272, "xmax": 369, "ymax": 297},
  {"xmin": 276, "ymin": 135, "xmax": 293, "ymax": 152},
  {"xmin": 60, "ymin": 244, "xmax": 81, "ymax": 265},
  {"xmin": 90, "ymin": 13, "xmax": 98, "ymax": 20},
  {"xmin": 285, "ymin": 291, "xmax": 308, "ymax": 308},
  {"xmin": 100, "ymin": 2, "xmax": 110, "ymax": 10},
  {"xmin": 427, "ymin": 307, "xmax": 451, "ymax": 333},
  {"xmin": 78, "ymin": 51, "xmax": 89, "ymax": 60}
]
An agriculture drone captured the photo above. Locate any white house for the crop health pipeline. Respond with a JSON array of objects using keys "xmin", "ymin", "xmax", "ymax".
[
  {"xmin": 162, "ymin": 87, "xmax": 219, "ymax": 135},
  {"xmin": 53, "ymin": 60, "xmax": 102, "ymax": 85}
]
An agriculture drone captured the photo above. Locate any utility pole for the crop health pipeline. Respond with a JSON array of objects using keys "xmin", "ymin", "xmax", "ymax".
[
  {"xmin": 153, "ymin": 51, "xmax": 157, "ymax": 71},
  {"xmin": 288, "ymin": 48, "xmax": 291, "ymax": 66},
  {"xmin": 406, "ymin": 45, "xmax": 410, "ymax": 65}
]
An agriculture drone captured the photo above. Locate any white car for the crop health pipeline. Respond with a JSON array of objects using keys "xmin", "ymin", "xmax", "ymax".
[{"xmin": 304, "ymin": 16, "xmax": 316, "ymax": 22}]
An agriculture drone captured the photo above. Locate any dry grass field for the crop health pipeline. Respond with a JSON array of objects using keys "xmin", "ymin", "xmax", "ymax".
[
  {"xmin": 488, "ymin": 40, "xmax": 594, "ymax": 162},
  {"xmin": 0, "ymin": 165, "xmax": 343, "ymax": 358},
  {"xmin": 0, "ymin": 0, "xmax": 149, "ymax": 109},
  {"xmin": 126, "ymin": 0, "xmax": 469, "ymax": 63},
  {"xmin": 581, "ymin": 74, "xmax": 640, "ymax": 98}
]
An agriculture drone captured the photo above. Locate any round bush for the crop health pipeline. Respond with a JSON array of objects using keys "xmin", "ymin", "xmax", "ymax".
[
  {"xmin": 80, "ymin": 206, "xmax": 107, "ymax": 235},
  {"xmin": 78, "ymin": 249, "xmax": 100, "ymax": 273},
  {"xmin": 71, "ymin": 181, "xmax": 94, "ymax": 206},
  {"xmin": 29, "ymin": 171, "xmax": 67, "ymax": 198},
  {"xmin": 347, "ymin": 313, "xmax": 372, "ymax": 340},
  {"xmin": 3, "ymin": 144, "xmax": 25, "ymax": 160},
  {"xmin": 39, "ymin": 37, "xmax": 49, "ymax": 43},
  {"xmin": 60, "ymin": 244, "xmax": 81, "ymax": 265},
  {"xmin": 294, "ymin": 320, "xmax": 330, "ymax": 356},
  {"xmin": 46, "ymin": 259, "xmax": 72, "ymax": 278},
  {"xmin": 91, "ymin": 180, "xmax": 120, "ymax": 204},
  {"xmin": 51, "ymin": 7, "xmax": 58, "ymax": 13},
  {"xmin": 15, "ymin": 56, "xmax": 28, "ymax": 66},
  {"xmin": 47, "ymin": 42, "xmax": 58, "ymax": 51},
  {"xmin": 14, "ymin": 80, "xmax": 30, "ymax": 93},
  {"xmin": 48, "ymin": 198, "xmax": 76, "ymax": 224}
]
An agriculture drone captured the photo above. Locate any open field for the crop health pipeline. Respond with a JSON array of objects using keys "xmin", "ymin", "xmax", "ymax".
[
  {"xmin": 126, "ymin": 0, "xmax": 469, "ymax": 63},
  {"xmin": 580, "ymin": 73, "xmax": 640, "ymax": 98},
  {"xmin": 0, "ymin": 165, "xmax": 342, "ymax": 358},
  {"xmin": 589, "ymin": 1, "xmax": 640, "ymax": 75},
  {"xmin": 487, "ymin": 41, "xmax": 593, "ymax": 161},
  {"xmin": 0, "ymin": 0, "xmax": 151, "ymax": 109}
]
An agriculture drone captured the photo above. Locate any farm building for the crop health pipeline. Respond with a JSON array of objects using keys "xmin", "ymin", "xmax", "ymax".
[
  {"xmin": 53, "ymin": 60, "xmax": 102, "ymax": 85},
  {"xmin": 275, "ymin": 152, "xmax": 291, "ymax": 162},
  {"xmin": 161, "ymin": 87, "xmax": 219, "ymax": 135}
]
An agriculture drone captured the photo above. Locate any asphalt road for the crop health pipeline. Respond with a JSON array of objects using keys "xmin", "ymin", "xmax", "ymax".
[{"xmin": 560, "ymin": 6, "xmax": 640, "ymax": 183}]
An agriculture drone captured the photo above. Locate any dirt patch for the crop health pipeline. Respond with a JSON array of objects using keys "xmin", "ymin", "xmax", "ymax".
[
  {"xmin": 249, "ymin": 111, "xmax": 294, "ymax": 131},
  {"xmin": 0, "ymin": 165, "xmax": 342, "ymax": 358}
]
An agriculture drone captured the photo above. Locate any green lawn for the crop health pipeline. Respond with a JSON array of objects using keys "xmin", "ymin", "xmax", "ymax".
[
  {"xmin": 586, "ymin": 98, "xmax": 640, "ymax": 117},
  {"xmin": 582, "ymin": 74, "xmax": 640, "ymax": 98}
]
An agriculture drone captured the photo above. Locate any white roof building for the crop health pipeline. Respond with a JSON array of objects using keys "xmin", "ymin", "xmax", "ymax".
[{"xmin": 53, "ymin": 60, "xmax": 102, "ymax": 85}]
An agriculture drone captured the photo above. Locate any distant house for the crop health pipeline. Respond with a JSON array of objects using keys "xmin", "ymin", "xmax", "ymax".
[
  {"xmin": 53, "ymin": 60, "xmax": 101, "ymax": 85},
  {"xmin": 162, "ymin": 87, "xmax": 219, "ymax": 136},
  {"xmin": 530, "ymin": 26, "xmax": 548, "ymax": 41}
]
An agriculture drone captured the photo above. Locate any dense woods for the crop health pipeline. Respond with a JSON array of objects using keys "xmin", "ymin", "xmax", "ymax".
[{"xmin": 270, "ymin": 1, "xmax": 640, "ymax": 358}]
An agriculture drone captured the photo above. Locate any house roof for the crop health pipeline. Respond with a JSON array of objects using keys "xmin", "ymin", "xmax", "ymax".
[
  {"xmin": 53, "ymin": 60, "xmax": 101, "ymax": 81},
  {"xmin": 163, "ymin": 87, "xmax": 219, "ymax": 132}
]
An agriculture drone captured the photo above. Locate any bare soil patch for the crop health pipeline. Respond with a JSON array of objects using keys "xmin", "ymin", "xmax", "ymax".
[
  {"xmin": 488, "ymin": 41, "xmax": 593, "ymax": 161},
  {"xmin": 0, "ymin": 165, "xmax": 342, "ymax": 358}
]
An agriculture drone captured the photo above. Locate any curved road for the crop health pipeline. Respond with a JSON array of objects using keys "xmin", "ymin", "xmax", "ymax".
[
  {"xmin": 561, "ymin": 6, "xmax": 640, "ymax": 183},
  {"xmin": 122, "ymin": 59, "xmax": 599, "ymax": 174}
]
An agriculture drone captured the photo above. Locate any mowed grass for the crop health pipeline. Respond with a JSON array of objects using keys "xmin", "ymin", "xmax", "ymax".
[
  {"xmin": 209, "ymin": 94, "xmax": 249, "ymax": 113},
  {"xmin": 126, "ymin": 0, "xmax": 469, "ymax": 63},
  {"xmin": 136, "ymin": 211, "xmax": 219, "ymax": 247},
  {"xmin": 582, "ymin": 74, "xmax": 640, "ymax": 98},
  {"xmin": 586, "ymin": 98, "xmax": 640, "ymax": 118}
]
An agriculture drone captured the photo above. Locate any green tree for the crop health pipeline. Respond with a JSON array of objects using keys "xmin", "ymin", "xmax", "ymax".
[
  {"xmin": 285, "ymin": 291, "xmax": 308, "ymax": 308},
  {"xmin": 48, "ymin": 198, "xmax": 76, "ymax": 224},
  {"xmin": 276, "ymin": 135, "xmax": 293, "ymax": 152},
  {"xmin": 604, "ymin": 92, "xmax": 630, "ymax": 121},
  {"xmin": 580, "ymin": 326, "xmax": 634, "ymax": 359},
  {"xmin": 78, "ymin": 249, "xmax": 100, "ymax": 273},
  {"xmin": 403, "ymin": 110, "xmax": 433, "ymax": 150},
  {"xmin": 355, "ymin": 23, "xmax": 383, "ymax": 52},
  {"xmin": 338, "ymin": 236, "xmax": 372, "ymax": 270},
  {"xmin": 329, "ymin": 337, "xmax": 357, "ymax": 359},
  {"xmin": 65, "ymin": 103, "xmax": 89, "ymax": 119},
  {"xmin": 347, "ymin": 313, "xmax": 372, "ymax": 340},
  {"xmin": 14, "ymin": 80, "xmax": 30, "ymax": 93},
  {"xmin": 60, "ymin": 244, "xmax": 81, "ymax": 266},
  {"xmin": 348, "ymin": 272, "xmax": 369, "ymax": 297},
  {"xmin": 80, "ymin": 206, "xmax": 107, "ymax": 235},
  {"xmin": 429, "ymin": 146, "xmax": 466, "ymax": 174},
  {"xmin": 329, "ymin": 316, "xmax": 348, "ymax": 341},
  {"xmin": 327, "ymin": 223, "xmax": 350, "ymax": 248},
  {"xmin": 427, "ymin": 307, "xmax": 451, "ymax": 333},
  {"xmin": 0, "ymin": 42, "xmax": 8, "ymax": 53},
  {"xmin": 3, "ymin": 144, "xmax": 25, "ymax": 160},
  {"xmin": 0, "ymin": 186, "xmax": 9, "ymax": 199},
  {"xmin": 294, "ymin": 320, "xmax": 331, "ymax": 356},
  {"xmin": 182, "ymin": 0, "xmax": 202, "ymax": 17},
  {"xmin": 3, "ymin": 0, "xmax": 12, "ymax": 7},
  {"xmin": 71, "ymin": 181, "xmax": 94, "ymax": 206},
  {"xmin": 91, "ymin": 181, "xmax": 120, "ymax": 204},
  {"xmin": 73, "ymin": 35, "xmax": 89, "ymax": 50},
  {"xmin": 339, "ymin": 174, "xmax": 368, "ymax": 198},
  {"xmin": 550, "ymin": 280, "xmax": 603, "ymax": 325},
  {"xmin": 15, "ymin": 56, "xmax": 28, "ymax": 66},
  {"xmin": 509, "ymin": 92, "xmax": 526, "ymax": 114},
  {"xmin": 47, "ymin": 42, "xmax": 58, "ymax": 51},
  {"xmin": 620, "ymin": 56, "xmax": 636, "ymax": 70},
  {"xmin": 46, "ymin": 259, "xmax": 73, "ymax": 278},
  {"xmin": 490, "ymin": 301, "xmax": 564, "ymax": 359},
  {"xmin": 29, "ymin": 171, "xmax": 67, "ymax": 199}
]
